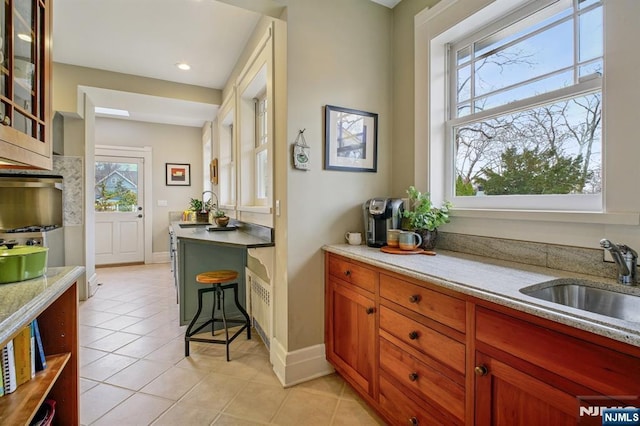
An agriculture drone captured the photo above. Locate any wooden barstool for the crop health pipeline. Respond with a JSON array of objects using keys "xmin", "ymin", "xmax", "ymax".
[{"xmin": 184, "ymin": 270, "xmax": 251, "ymax": 361}]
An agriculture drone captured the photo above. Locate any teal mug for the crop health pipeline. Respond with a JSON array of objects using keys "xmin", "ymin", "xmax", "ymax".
[{"xmin": 398, "ymin": 231, "xmax": 422, "ymax": 250}]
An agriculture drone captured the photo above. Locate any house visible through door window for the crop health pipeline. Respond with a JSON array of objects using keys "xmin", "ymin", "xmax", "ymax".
[{"xmin": 95, "ymin": 160, "xmax": 139, "ymax": 212}]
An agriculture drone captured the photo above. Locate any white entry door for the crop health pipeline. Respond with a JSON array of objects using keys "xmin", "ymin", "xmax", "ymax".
[{"xmin": 95, "ymin": 155, "xmax": 144, "ymax": 265}]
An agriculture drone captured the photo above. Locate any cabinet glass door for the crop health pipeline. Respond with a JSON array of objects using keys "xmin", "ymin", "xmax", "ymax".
[{"xmin": 9, "ymin": 0, "xmax": 45, "ymax": 141}]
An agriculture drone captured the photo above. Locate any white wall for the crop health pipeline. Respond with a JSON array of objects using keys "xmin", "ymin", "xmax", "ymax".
[
  {"xmin": 94, "ymin": 118, "xmax": 203, "ymax": 253},
  {"xmin": 281, "ymin": 0, "xmax": 393, "ymax": 351}
]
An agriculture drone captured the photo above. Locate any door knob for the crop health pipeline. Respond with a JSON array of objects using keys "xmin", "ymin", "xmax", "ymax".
[
  {"xmin": 474, "ymin": 365, "xmax": 489, "ymax": 376},
  {"xmin": 137, "ymin": 214, "xmax": 143, "ymax": 218}
]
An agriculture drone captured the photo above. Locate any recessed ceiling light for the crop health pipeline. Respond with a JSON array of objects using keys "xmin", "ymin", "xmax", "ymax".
[
  {"xmin": 95, "ymin": 107, "xmax": 130, "ymax": 117},
  {"xmin": 17, "ymin": 33, "xmax": 32, "ymax": 43},
  {"xmin": 176, "ymin": 62, "xmax": 191, "ymax": 71}
]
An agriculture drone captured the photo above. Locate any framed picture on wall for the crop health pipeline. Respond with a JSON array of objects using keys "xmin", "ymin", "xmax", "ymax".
[
  {"xmin": 166, "ymin": 163, "xmax": 191, "ymax": 186},
  {"xmin": 324, "ymin": 105, "xmax": 378, "ymax": 172}
]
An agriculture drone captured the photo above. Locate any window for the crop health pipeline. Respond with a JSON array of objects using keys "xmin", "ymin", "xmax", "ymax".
[
  {"xmin": 444, "ymin": 0, "xmax": 603, "ymax": 211},
  {"xmin": 255, "ymin": 94, "xmax": 268, "ymax": 202}
]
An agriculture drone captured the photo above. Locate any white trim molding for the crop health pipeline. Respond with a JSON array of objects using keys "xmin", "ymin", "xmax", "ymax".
[{"xmin": 270, "ymin": 338, "xmax": 334, "ymax": 388}]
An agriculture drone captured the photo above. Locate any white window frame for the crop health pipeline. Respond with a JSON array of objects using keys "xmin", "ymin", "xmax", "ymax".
[
  {"xmin": 218, "ymin": 90, "xmax": 236, "ymax": 209},
  {"xmin": 414, "ymin": 0, "xmax": 640, "ymax": 225},
  {"xmin": 254, "ymin": 92, "xmax": 269, "ymax": 205},
  {"xmin": 449, "ymin": 0, "xmax": 602, "ymax": 211}
]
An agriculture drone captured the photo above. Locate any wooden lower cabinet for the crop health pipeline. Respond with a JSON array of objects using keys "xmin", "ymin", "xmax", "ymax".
[
  {"xmin": 325, "ymin": 275, "xmax": 376, "ymax": 397},
  {"xmin": 475, "ymin": 351, "xmax": 578, "ymax": 426},
  {"xmin": 324, "ymin": 252, "xmax": 640, "ymax": 425}
]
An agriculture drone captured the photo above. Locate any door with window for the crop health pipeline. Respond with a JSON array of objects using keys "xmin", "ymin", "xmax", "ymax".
[{"xmin": 94, "ymin": 155, "xmax": 144, "ymax": 265}]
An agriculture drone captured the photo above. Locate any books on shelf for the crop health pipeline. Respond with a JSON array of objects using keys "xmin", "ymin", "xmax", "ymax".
[
  {"xmin": 2, "ymin": 340, "xmax": 17, "ymax": 394},
  {"xmin": 14, "ymin": 325, "xmax": 31, "ymax": 386},
  {"xmin": 32, "ymin": 319, "xmax": 47, "ymax": 372},
  {"xmin": 0, "ymin": 319, "xmax": 47, "ymax": 397}
]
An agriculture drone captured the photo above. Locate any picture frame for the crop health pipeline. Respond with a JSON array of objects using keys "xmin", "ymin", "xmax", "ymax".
[
  {"xmin": 166, "ymin": 163, "xmax": 191, "ymax": 186},
  {"xmin": 324, "ymin": 105, "xmax": 378, "ymax": 172}
]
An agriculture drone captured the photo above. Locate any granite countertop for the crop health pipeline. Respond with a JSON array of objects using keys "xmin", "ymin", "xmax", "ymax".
[
  {"xmin": 0, "ymin": 266, "xmax": 85, "ymax": 347},
  {"xmin": 323, "ymin": 244, "xmax": 640, "ymax": 348},
  {"xmin": 170, "ymin": 221, "xmax": 274, "ymax": 248}
]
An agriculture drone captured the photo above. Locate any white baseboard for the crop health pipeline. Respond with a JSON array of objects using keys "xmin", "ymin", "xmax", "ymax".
[
  {"xmin": 151, "ymin": 251, "xmax": 170, "ymax": 264},
  {"xmin": 271, "ymin": 338, "xmax": 334, "ymax": 387},
  {"xmin": 88, "ymin": 271, "xmax": 99, "ymax": 298}
]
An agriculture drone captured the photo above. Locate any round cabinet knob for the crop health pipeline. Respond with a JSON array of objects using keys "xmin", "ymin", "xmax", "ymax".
[
  {"xmin": 344, "ymin": 270, "xmax": 351, "ymax": 277},
  {"xmin": 365, "ymin": 307, "xmax": 375, "ymax": 315},
  {"xmin": 408, "ymin": 372, "xmax": 419, "ymax": 382},
  {"xmin": 474, "ymin": 365, "xmax": 489, "ymax": 376},
  {"xmin": 408, "ymin": 331, "xmax": 419, "ymax": 340},
  {"xmin": 408, "ymin": 294, "xmax": 421, "ymax": 303},
  {"xmin": 408, "ymin": 417, "xmax": 419, "ymax": 426}
]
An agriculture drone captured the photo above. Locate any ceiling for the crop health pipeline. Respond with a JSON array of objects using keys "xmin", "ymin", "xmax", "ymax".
[
  {"xmin": 53, "ymin": 0, "xmax": 262, "ymax": 127},
  {"xmin": 53, "ymin": 0, "xmax": 399, "ymax": 128}
]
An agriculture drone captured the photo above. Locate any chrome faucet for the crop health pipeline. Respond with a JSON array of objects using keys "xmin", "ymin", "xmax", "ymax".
[
  {"xmin": 600, "ymin": 239, "xmax": 637, "ymax": 285},
  {"xmin": 202, "ymin": 191, "xmax": 219, "ymax": 213}
]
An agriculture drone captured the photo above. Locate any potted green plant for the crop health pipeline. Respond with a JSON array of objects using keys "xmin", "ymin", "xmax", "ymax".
[
  {"xmin": 189, "ymin": 198, "xmax": 215, "ymax": 222},
  {"xmin": 402, "ymin": 186, "xmax": 452, "ymax": 250},
  {"xmin": 213, "ymin": 208, "xmax": 230, "ymax": 227}
]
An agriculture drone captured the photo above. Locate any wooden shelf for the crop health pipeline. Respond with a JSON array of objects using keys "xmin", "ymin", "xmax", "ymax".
[{"xmin": 0, "ymin": 352, "xmax": 70, "ymax": 425}]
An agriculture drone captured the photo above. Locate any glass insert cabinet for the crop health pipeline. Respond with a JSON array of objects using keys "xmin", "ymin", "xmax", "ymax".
[{"xmin": 0, "ymin": 0, "xmax": 52, "ymax": 170}]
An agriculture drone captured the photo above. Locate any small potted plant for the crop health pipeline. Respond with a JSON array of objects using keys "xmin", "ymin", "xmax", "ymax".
[
  {"xmin": 213, "ymin": 208, "xmax": 230, "ymax": 227},
  {"xmin": 402, "ymin": 186, "xmax": 452, "ymax": 250},
  {"xmin": 189, "ymin": 198, "xmax": 214, "ymax": 223}
]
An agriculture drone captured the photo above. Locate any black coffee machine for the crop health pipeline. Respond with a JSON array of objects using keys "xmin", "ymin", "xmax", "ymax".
[{"xmin": 363, "ymin": 198, "xmax": 404, "ymax": 247}]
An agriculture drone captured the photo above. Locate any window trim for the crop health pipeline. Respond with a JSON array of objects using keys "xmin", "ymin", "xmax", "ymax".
[{"xmin": 413, "ymin": 0, "xmax": 628, "ymax": 223}]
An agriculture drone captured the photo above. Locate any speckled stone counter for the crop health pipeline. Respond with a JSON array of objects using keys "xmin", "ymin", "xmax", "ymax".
[
  {"xmin": 170, "ymin": 221, "xmax": 273, "ymax": 248},
  {"xmin": 0, "ymin": 266, "xmax": 84, "ymax": 347},
  {"xmin": 323, "ymin": 244, "xmax": 640, "ymax": 347}
]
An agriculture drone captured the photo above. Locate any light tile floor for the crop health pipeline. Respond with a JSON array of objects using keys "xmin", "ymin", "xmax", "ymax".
[{"xmin": 80, "ymin": 263, "xmax": 384, "ymax": 425}]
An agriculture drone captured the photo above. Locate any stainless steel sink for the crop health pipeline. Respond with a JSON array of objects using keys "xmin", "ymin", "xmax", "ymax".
[
  {"xmin": 178, "ymin": 223, "xmax": 211, "ymax": 228},
  {"xmin": 520, "ymin": 279, "xmax": 640, "ymax": 323}
]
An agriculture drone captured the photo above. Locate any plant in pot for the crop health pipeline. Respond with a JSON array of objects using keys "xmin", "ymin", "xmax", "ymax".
[
  {"xmin": 189, "ymin": 198, "xmax": 215, "ymax": 223},
  {"xmin": 213, "ymin": 208, "xmax": 230, "ymax": 227},
  {"xmin": 402, "ymin": 186, "xmax": 452, "ymax": 250}
]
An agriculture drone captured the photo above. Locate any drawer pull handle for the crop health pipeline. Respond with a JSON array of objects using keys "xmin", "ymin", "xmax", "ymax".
[
  {"xmin": 408, "ymin": 331, "xmax": 419, "ymax": 340},
  {"xmin": 408, "ymin": 372, "xmax": 419, "ymax": 382},
  {"xmin": 408, "ymin": 294, "xmax": 420, "ymax": 303},
  {"xmin": 344, "ymin": 270, "xmax": 351, "ymax": 277},
  {"xmin": 365, "ymin": 307, "xmax": 375, "ymax": 315},
  {"xmin": 474, "ymin": 365, "xmax": 489, "ymax": 376},
  {"xmin": 408, "ymin": 417, "xmax": 419, "ymax": 426}
]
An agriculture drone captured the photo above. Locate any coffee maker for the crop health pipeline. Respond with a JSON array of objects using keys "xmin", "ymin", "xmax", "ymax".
[{"xmin": 363, "ymin": 198, "xmax": 404, "ymax": 247}]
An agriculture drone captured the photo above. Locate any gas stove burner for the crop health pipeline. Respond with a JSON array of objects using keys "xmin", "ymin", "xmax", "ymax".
[{"xmin": 3, "ymin": 224, "xmax": 60, "ymax": 233}]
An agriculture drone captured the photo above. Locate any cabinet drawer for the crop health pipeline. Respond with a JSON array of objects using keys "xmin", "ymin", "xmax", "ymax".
[
  {"xmin": 327, "ymin": 255, "xmax": 377, "ymax": 293},
  {"xmin": 379, "ymin": 374, "xmax": 446, "ymax": 426},
  {"xmin": 380, "ymin": 274, "xmax": 466, "ymax": 332},
  {"xmin": 380, "ymin": 305, "xmax": 465, "ymax": 374},
  {"xmin": 380, "ymin": 337, "xmax": 465, "ymax": 422},
  {"xmin": 476, "ymin": 307, "xmax": 640, "ymax": 396}
]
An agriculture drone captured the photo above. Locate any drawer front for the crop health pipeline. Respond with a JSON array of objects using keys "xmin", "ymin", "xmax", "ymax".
[
  {"xmin": 327, "ymin": 255, "xmax": 377, "ymax": 293},
  {"xmin": 380, "ymin": 305, "xmax": 465, "ymax": 374},
  {"xmin": 380, "ymin": 337, "xmax": 465, "ymax": 421},
  {"xmin": 476, "ymin": 307, "xmax": 640, "ymax": 396},
  {"xmin": 379, "ymin": 374, "xmax": 446, "ymax": 426},
  {"xmin": 380, "ymin": 273, "xmax": 466, "ymax": 332}
]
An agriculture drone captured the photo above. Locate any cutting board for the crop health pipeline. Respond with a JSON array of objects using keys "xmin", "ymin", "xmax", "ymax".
[{"xmin": 380, "ymin": 246, "xmax": 436, "ymax": 256}]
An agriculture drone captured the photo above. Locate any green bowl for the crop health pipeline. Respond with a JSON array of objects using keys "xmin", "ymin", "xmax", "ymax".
[{"xmin": 0, "ymin": 246, "xmax": 48, "ymax": 283}]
